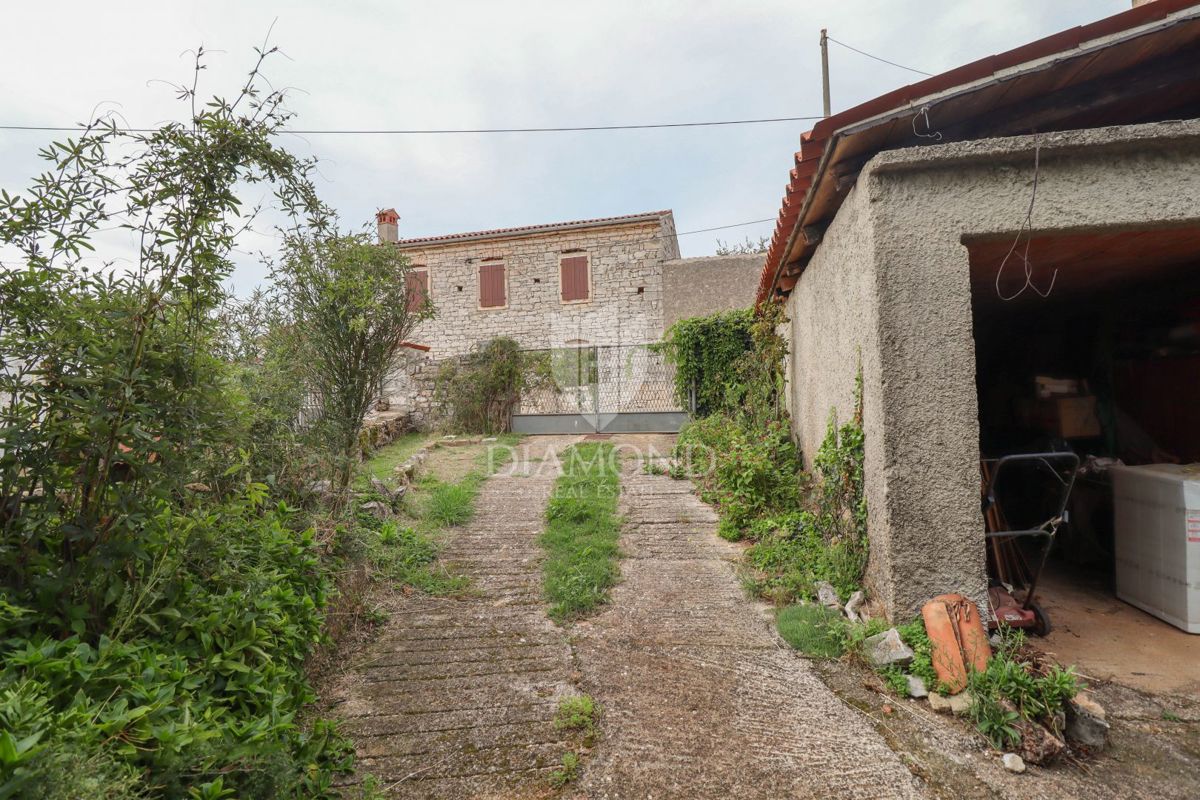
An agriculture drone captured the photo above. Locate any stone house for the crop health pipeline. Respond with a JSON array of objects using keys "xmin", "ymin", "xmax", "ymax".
[
  {"xmin": 756, "ymin": 0, "xmax": 1200, "ymax": 621},
  {"xmin": 374, "ymin": 209, "xmax": 761, "ymax": 428}
]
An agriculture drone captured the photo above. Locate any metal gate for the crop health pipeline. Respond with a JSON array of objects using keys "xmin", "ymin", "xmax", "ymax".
[{"xmin": 512, "ymin": 344, "xmax": 688, "ymax": 434}]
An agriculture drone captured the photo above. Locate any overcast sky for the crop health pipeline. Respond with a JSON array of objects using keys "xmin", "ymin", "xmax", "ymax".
[{"xmin": 0, "ymin": 0, "xmax": 1129, "ymax": 295}]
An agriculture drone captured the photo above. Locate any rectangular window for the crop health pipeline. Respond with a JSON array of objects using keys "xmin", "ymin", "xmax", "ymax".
[
  {"xmin": 478, "ymin": 261, "xmax": 506, "ymax": 308},
  {"xmin": 560, "ymin": 254, "xmax": 590, "ymax": 303},
  {"xmin": 405, "ymin": 268, "xmax": 429, "ymax": 312}
]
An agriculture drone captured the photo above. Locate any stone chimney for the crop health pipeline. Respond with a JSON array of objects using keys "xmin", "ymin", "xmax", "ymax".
[{"xmin": 376, "ymin": 208, "xmax": 399, "ymax": 243}]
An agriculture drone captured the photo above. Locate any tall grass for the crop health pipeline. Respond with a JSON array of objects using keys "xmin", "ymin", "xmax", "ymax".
[{"xmin": 541, "ymin": 443, "xmax": 622, "ymax": 622}]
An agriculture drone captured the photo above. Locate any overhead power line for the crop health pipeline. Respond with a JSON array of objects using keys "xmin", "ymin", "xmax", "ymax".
[
  {"xmin": 826, "ymin": 36, "xmax": 933, "ymax": 77},
  {"xmin": 672, "ymin": 217, "xmax": 772, "ymax": 236},
  {"xmin": 0, "ymin": 116, "xmax": 825, "ymax": 136}
]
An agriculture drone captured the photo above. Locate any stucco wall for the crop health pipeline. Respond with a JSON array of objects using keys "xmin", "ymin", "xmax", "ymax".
[
  {"xmin": 784, "ymin": 183, "xmax": 894, "ymax": 613},
  {"xmin": 661, "ymin": 254, "xmax": 763, "ymax": 328},
  {"xmin": 785, "ymin": 120, "xmax": 1200, "ymax": 620}
]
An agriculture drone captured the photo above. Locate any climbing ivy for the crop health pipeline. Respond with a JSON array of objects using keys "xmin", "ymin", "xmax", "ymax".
[{"xmin": 657, "ymin": 307, "xmax": 754, "ymax": 417}]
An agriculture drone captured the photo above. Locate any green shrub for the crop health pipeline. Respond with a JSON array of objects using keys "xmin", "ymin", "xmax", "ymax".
[
  {"xmin": 657, "ymin": 308, "xmax": 754, "ymax": 416},
  {"xmin": 433, "ymin": 338, "xmax": 552, "ymax": 433},
  {"xmin": 0, "ymin": 491, "xmax": 349, "ymax": 797},
  {"xmin": 674, "ymin": 415, "xmax": 804, "ymax": 538}
]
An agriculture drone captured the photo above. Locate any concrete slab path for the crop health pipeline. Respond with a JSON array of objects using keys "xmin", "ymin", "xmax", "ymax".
[
  {"xmin": 335, "ymin": 436, "xmax": 581, "ymax": 799},
  {"xmin": 336, "ymin": 434, "xmax": 925, "ymax": 798},
  {"xmin": 568, "ymin": 450, "xmax": 925, "ymax": 799}
]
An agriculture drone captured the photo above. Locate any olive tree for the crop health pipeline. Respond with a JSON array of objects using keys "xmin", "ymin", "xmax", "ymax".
[{"xmin": 274, "ymin": 231, "xmax": 432, "ymax": 494}]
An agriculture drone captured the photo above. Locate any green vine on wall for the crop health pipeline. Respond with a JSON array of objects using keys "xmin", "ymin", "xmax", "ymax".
[
  {"xmin": 433, "ymin": 337, "xmax": 554, "ymax": 433},
  {"xmin": 657, "ymin": 307, "xmax": 754, "ymax": 417}
]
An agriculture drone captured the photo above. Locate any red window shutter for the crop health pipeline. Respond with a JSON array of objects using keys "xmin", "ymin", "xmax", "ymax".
[
  {"xmin": 479, "ymin": 262, "xmax": 506, "ymax": 308},
  {"xmin": 406, "ymin": 270, "xmax": 429, "ymax": 312},
  {"xmin": 560, "ymin": 256, "xmax": 589, "ymax": 302}
]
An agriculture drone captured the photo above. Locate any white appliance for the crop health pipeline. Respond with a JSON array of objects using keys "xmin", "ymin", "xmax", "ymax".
[{"xmin": 1110, "ymin": 464, "xmax": 1200, "ymax": 634}]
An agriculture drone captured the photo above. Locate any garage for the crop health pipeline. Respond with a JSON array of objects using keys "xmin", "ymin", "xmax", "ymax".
[{"xmin": 968, "ymin": 226, "xmax": 1200, "ymax": 690}]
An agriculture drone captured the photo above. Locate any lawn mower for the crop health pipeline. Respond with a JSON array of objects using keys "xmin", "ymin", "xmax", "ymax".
[{"xmin": 981, "ymin": 451, "xmax": 1080, "ymax": 636}]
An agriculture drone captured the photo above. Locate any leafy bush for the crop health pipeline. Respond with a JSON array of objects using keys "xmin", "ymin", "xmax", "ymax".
[
  {"xmin": 0, "ymin": 491, "xmax": 346, "ymax": 798},
  {"xmin": 0, "ymin": 50, "xmax": 364, "ymax": 797},
  {"xmin": 674, "ymin": 415, "xmax": 804, "ymax": 538},
  {"xmin": 657, "ymin": 308, "xmax": 754, "ymax": 416},
  {"xmin": 273, "ymin": 231, "xmax": 433, "ymax": 494},
  {"xmin": 434, "ymin": 338, "xmax": 552, "ymax": 433},
  {"xmin": 744, "ymin": 375, "xmax": 869, "ymax": 602}
]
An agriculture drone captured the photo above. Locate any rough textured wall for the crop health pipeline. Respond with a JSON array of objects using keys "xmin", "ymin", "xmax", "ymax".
[
  {"xmin": 783, "ymin": 184, "xmax": 894, "ymax": 614},
  {"xmin": 381, "ymin": 351, "xmax": 439, "ymax": 430},
  {"xmin": 661, "ymin": 254, "xmax": 763, "ymax": 328},
  {"xmin": 786, "ymin": 120, "xmax": 1200, "ymax": 620},
  {"xmin": 380, "ymin": 215, "xmax": 680, "ymax": 421},
  {"xmin": 399, "ymin": 218, "xmax": 673, "ymax": 360}
]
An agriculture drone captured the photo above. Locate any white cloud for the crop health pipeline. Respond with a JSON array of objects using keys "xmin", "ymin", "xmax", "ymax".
[{"xmin": 0, "ymin": 0, "xmax": 1129, "ymax": 291}]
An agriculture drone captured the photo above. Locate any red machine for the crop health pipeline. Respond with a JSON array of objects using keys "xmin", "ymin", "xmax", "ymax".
[{"xmin": 981, "ymin": 452, "xmax": 1080, "ymax": 636}]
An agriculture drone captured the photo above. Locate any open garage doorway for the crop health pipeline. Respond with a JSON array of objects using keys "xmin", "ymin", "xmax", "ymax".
[{"xmin": 967, "ymin": 225, "xmax": 1200, "ymax": 694}]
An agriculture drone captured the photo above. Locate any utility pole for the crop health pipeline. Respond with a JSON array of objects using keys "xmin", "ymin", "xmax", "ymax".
[{"xmin": 820, "ymin": 28, "xmax": 831, "ymax": 118}]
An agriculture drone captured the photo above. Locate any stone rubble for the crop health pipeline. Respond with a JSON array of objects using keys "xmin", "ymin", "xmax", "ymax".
[
  {"xmin": 929, "ymin": 690, "xmax": 973, "ymax": 716},
  {"xmin": 1002, "ymin": 753, "xmax": 1026, "ymax": 773},
  {"xmin": 863, "ymin": 627, "xmax": 915, "ymax": 668},
  {"xmin": 843, "ymin": 589, "xmax": 865, "ymax": 623},
  {"xmin": 816, "ymin": 581, "xmax": 842, "ymax": 612},
  {"xmin": 1066, "ymin": 692, "xmax": 1110, "ymax": 751}
]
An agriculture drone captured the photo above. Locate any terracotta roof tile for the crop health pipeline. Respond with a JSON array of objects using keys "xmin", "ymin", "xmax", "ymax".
[
  {"xmin": 756, "ymin": 0, "xmax": 1200, "ymax": 305},
  {"xmin": 394, "ymin": 210, "xmax": 672, "ymax": 247}
]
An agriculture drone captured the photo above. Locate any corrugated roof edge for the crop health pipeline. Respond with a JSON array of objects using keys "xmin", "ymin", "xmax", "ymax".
[
  {"xmin": 755, "ymin": 0, "xmax": 1200, "ymax": 306},
  {"xmin": 394, "ymin": 210, "xmax": 673, "ymax": 248}
]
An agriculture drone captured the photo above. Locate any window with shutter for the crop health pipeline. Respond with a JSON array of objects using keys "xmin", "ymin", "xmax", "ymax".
[
  {"xmin": 560, "ymin": 255, "xmax": 590, "ymax": 303},
  {"xmin": 478, "ymin": 262, "xmax": 506, "ymax": 308},
  {"xmin": 405, "ymin": 268, "xmax": 429, "ymax": 312}
]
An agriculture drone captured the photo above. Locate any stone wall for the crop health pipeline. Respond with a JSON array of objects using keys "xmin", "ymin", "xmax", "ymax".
[
  {"xmin": 380, "ymin": 350, "xmax": 440, "ymax": 431},
  {"xmin": 397, "ymin": 216, "xmax": 676, "ymax": 360},
  {"xmin": 661, "ymin": 254, "xmax": 763, "ymax": 328},
  {"xmin": 378, "ymin": 214, "xmax": 682, "ymax": 425}
]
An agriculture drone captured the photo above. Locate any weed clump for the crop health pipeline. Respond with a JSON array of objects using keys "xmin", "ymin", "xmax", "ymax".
[
  {"xmin": 549, "ymin": 751, "xmax": 580, "ymax": 788},
  {"xmin": 776, "ymin": 604, "xmax": 848, "ymax": 659},
  {"xmin": 555, "ymin": 695, "xmax": 601, "ymax": 738},
  {"xmin": 541, "ymin": 444, "xmax": 622, "ymax": 622},
  {"xmin": 968, "ymin": 629, "xmax": 1081, "ymax": 749}
]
